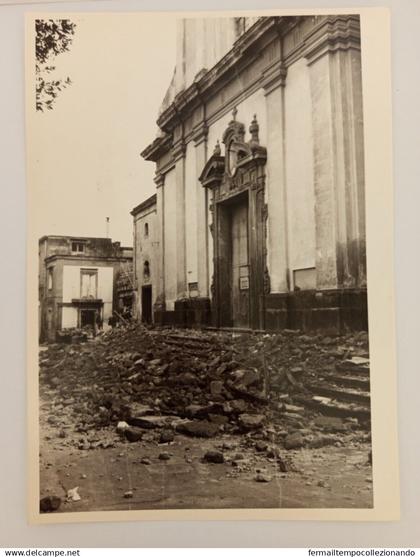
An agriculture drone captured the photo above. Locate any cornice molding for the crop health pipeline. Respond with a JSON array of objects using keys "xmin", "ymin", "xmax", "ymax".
[
  {"xmin": 199, "ymin": 155, "xmax": 225, "ymax": 189},
  {"xmin": 261, "ymin": 60, "xmax": 287, "ymax": 95},
  {"xmin": 153, "ymin": 172, "xmax": 165, "ymax": 188},
  {"xmin": 142, "ymin": 15, "xmax": 360, "ymax": 162},
  {"xmin": 172, "ymin": 140, "xmax": 186, "ymax": 162},
  {"xmin": 156, "ymin": 17, "xmax": 287, "ymax": 134},
  {"xmin": 192, "ymin": 122, "xmax": 208, "ymax": 147},
  {"xmin": 158, "ymin": 160, "xmax": 176, "ymax": 177},
  {"xmin": 303, "ymin": 15, "xmax": 361, "ymax": 66},
  {"xmin": 131, "ymin": 193, "xmax": 157, "ymax": 215},
  {"xmin": 141, "ymin": 134, "xmax": 172, "ymax": 162},
  {"xmin": 44, "ymin": 255, "xmax": 132, "ymax": 264}
]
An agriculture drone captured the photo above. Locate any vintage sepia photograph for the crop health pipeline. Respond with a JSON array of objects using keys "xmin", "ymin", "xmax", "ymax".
[{"xmin": 25, "ymin": 9, "xmax": 398, "ymax": 522}]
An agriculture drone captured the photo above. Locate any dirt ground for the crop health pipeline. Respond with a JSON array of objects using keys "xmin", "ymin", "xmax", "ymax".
[
  {"xmin": 40, "ymin": 431, "xmax": 373, "ymax": 512},
  {"xmin": 38, "ymin": 326, "xmax": 373, "ymax": 512}
]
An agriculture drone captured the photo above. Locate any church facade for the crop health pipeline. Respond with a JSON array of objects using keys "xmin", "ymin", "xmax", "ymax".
[{"xmin": 140, "ymin": 15, "xmax": 367, "ymax": 332}]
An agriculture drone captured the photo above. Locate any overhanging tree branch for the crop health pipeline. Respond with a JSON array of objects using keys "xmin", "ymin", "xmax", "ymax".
[{"xmin": 35, "ymin": 19, "xmax": 76, "ymax": 112}]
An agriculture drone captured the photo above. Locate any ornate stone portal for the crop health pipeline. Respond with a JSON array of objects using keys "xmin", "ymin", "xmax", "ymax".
[{"xmin": 199, "ymin": 112, "xmax": 269, "ymax": 329}]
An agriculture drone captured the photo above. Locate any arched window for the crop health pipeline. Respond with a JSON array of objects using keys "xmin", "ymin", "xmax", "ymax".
[
  {"xmin": 144, "ymin": 222, "xmax": 149, "ymax": 237},
  {"xmin": 143, "ymin": 260, "xmax": 150, "ymax": 279},
  {"xmin": 47, "ymin": 268, "xmax": 53, "ymax": 290}
]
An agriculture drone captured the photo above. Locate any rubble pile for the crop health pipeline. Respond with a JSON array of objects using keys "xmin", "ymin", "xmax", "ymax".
[
  {"xmin": 39, "ymin": 325, "xmax": 374, "ymax": 512},
  {"xmin": 55, "ymin": 328, "xmax": 90, "ymax": 344},
  {"xmin": 39, "ymin": 324, "xmax": 370, "ymax": 451}
]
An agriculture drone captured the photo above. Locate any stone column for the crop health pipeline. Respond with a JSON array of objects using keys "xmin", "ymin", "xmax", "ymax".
[
  {"xmin": 305, "ymin": 15, "xmax": 366, "ymax": 289},
  {"xmin": 193, "ymin": 120, "xmax": 209, "ymax": 298},
  {"xmin": 262, "ymin": 60, "xmax": 289, "ymax": 293},
  {"xmin": 173, "ymin": 139, "xmax": 187, "ymax": 298},
  {"xmin": 153, "ymin": 172, "xmax": 166, "ymax": 320}
]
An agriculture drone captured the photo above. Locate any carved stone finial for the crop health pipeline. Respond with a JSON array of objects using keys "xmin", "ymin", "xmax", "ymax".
[
  {"xmin": 232, "ymin": 106, "xmax": 238, "ymax": 121},
  {"xmin": 213, "ymin": 140, "xmax": 221, "ymax": 156},
  {"xmin": 249, "ymin": 114, "xmax": 259, "ymax": 144}
]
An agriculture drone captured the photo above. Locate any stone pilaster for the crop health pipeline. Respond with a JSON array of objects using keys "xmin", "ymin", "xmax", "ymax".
[
  {"xmin": 193, "ymin": 121, "xmax": 209, "ymax": 298},
  {"xmin": 305, "ymin": 15, "xmax": 366, "ymax": 289},
  {"xmin": 262, "ymin": 60, "xmax": 289, "ymax": 293},
  {"xmin": 153, "ymin": 172, "xmax": 166, "ymax": 316},
  {"xmin": 172, "ymin": 139, "xmax": 187, "ymax": 298}
]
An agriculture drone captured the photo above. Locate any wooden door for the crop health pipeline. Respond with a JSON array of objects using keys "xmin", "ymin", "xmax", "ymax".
[
  {"xmin": 141, "ymin": 286, "xmax": 152, "ymax": 323},
  {"xmin": 230, "ymin": 200, "xmax": 249, "ymax": 327},
  {"xmin": 80, "ymin": 309, "xmax": 95, "ymax": 328}
]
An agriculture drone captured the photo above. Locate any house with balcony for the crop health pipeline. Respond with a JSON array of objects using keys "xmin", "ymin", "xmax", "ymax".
[{"xmin": 38, "ymin": 235, "xmax": 133, "ymax": 342}]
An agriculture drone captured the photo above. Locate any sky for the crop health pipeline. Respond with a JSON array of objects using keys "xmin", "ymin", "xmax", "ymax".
[{"xmin": 31, "ymin": 13, "xmax": 177, "ymax": 246}]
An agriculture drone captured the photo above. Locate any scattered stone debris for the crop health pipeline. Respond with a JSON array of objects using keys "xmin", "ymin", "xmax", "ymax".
[
  {"xmin": 39, "ymin": 323, "xmax": 372, "ymax": 505},
  {"xmin": 39, "ymin": 325, "xmax": 370, "ymax": 440},
  {"xmin": 255, "ymin": 440, "xmax": 268, "ymax": 452},
  {"xmin": 284, "ymin": 432, "xmax": 305, "ymax": 450},
  {"xmin": 116, "ymin": 421, "xmax": 129, "ymax": 433},
  {"xmin": 40, "ymin": 495, "xmax": 61, "ymax": 513},
  {"xmin": 124, "ymin": 427, "xmax": 143, "ymax": 443},
  {"xmin": 176, "ymin": 420, "xmax": 219, "ymax": 438},
  {"xmin": 67, "ymin": 487, "xmax": 81, "ymax": 502},
  {"xmin": 238, "ymin": 413, "xmax": 265, "ymax": 431},
  {"xmin": 56, "ymin": 328, "xmax": 89, "ymax": 344},
  {"xmin": 313, "ymin": 416, "xmax": 348, "ymax": 433},
  {"xmin": 203, "ymin": 450, "xmax": 225, "ymax": 464},
  {"xmin": 159, "ymin": 430, "xmax": 175, "ymax": 444},
  {"xmin": 254, "ymin": 472, "xmax": 271, "ymax": 483}
]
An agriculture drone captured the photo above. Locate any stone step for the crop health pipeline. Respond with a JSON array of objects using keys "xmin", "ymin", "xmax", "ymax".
[
  {"xmin": 308, "ymin": 382, "xmax": 370, "ymax": 405},
  {"xmin": 328, "ymin": 373, "xmax": 370, "ymax": 391},
  {"xmin": 335, "ymin": 357, "xmax": 370, "ymax": 375},
  {"xmin": 162, "ymin": 339, "xmax": 219, "ymax": 353},
  {"xmin": 294, "ymin": 394, "xmax": 371, "ymax": 425},
  {"xmin": 162, "ymin": 343, "xmax": 212, "ymax": 356},
  {"xmin": 163, "ymin": 333, "xmax": 217, "ymax": 346}
]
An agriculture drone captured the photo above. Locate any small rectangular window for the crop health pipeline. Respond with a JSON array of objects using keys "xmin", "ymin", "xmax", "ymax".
[
  {"xmin": 72, "ymin": 242, "xmax": 85, "ymax": 253},
  {"xmin": 80, "ymin": 269, "xmax": 98, "ymax": 298},
  {"xmin": 47, "ymin": 268, "xmax": 53, "ymax": 290}
]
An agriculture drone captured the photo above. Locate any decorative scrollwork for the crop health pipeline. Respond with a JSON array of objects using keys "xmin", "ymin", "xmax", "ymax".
[{"xmin": 263, "ymin": 267, "xmax": 271, "ymax": 295}]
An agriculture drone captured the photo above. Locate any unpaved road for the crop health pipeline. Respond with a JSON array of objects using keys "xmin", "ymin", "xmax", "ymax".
[{"xmin": 40, "ymin": 392, "xmax": 373, "ymax": 512}]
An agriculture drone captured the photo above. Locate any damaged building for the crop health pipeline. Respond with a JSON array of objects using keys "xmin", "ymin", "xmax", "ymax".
[
  {"xmin": 39, "ymin": 236, "xmax": 133, "ymax": 342},
  {"xmin": 137, "ymin": 15, "xmax": 367, "ymax": 332},
  {"xmin": 131, "ymin": 194, "xmax": 158, "ymax": 324}
]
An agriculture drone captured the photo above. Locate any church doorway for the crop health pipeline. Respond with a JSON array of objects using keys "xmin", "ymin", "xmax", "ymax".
[
  {"xmin": 199, "ymin": 113, "xmax": 268, "ymax": 330},
  {"xmin": 216, "ymin": 191, "xmax": 251, "ymax": 329}
]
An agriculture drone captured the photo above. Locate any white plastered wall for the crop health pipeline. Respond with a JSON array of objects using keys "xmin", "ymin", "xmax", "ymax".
[
  {"xmin": 62, "ymin": 264, "xmax": 114, "ymax": 327},
  {"xmin": 62, "ymin": 306, "xmax": 78, "ymax": 328},
  {"xmin": 163, "ymin": 168, "xmax": 177, "ymax": 310},
  {"xmin": 184, "ymin": 141, "xmax": 198, "ymax": 285},
  {"xmin": 284, "ymin": 58, "xmax": 316, "ymax": 288}
]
